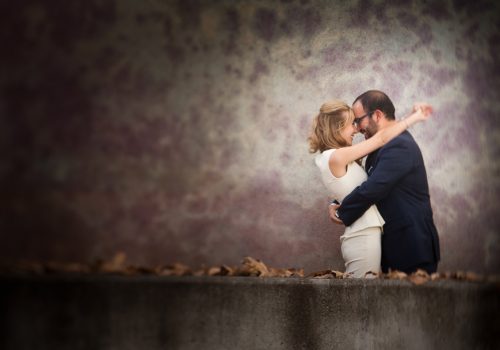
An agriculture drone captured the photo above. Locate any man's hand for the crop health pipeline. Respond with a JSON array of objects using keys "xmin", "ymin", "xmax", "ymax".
[{"xmin": 328, "ymin": 204, "xmax": 344, "ymax": 225}]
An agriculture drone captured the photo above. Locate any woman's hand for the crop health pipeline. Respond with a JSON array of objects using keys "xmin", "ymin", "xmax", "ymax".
[
  {"xmin": 405, "ymin": 102, "xmax": 433, "ymax": 126},
  {"xmin": 412, "ymin": 102, "xmax": 433, "ymax": 119}
]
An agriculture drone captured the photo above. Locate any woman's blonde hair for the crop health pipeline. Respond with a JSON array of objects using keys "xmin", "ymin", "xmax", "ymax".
[{"xmin": 308, "ymin": 100, "xmax": 355, "ymax": 153}]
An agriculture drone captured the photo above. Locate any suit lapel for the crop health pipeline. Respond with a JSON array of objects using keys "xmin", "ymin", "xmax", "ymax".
[{"xmin": 365, "ymin": 149, "xmax": 380, "ymax": 176}]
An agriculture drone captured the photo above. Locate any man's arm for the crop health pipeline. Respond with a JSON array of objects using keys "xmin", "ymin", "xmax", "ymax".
[{"xmin": 337, "ymin": 138, "xmax": 414, "ymax": 226}]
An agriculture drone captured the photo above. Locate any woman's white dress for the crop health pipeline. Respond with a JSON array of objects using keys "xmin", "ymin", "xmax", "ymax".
[{"xmin": 315, "ymin": 149, "xmax": 385, "ymax": 277}]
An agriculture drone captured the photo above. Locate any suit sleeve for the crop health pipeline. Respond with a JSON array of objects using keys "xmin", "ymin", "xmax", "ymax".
[{"xmin": 338, "ymin": 139, "xmax": 415, "ymax": 226}]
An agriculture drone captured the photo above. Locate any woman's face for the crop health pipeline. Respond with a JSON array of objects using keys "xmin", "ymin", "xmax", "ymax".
[{"xmin": 340, "ymin": 113, "xmax": 358, "ymax": 146}]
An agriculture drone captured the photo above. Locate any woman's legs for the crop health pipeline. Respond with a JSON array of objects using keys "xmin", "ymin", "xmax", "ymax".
[{"xmin": 341, "ymin": 227, "xmax": 381, "ymax": 278}]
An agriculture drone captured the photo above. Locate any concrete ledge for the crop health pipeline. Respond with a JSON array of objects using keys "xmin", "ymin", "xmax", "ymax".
[{"xmin": 1, "ymin": 275, "xmax": 499, "ymax": 350}]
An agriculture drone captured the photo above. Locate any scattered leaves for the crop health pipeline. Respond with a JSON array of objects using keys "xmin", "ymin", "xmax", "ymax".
[{"xmin": 0, "ymin": 255, "xmax": 495, "ymax": 285}]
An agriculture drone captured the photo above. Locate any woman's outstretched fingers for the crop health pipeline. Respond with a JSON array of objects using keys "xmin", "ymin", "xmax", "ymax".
[{"xmin": 413, "ymin": 102, "xmax": 433, "ymax": 116}]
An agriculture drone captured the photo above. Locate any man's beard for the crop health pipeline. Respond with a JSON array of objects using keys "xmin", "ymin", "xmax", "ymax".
[{"xmin": 363, "ymin": 120, "xmax": 378, "ymax": 139}]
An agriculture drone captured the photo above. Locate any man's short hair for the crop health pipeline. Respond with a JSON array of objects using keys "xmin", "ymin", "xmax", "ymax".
[{"xmin": 353, "ymin": 90, "xmax": 396, "ymax": 120}]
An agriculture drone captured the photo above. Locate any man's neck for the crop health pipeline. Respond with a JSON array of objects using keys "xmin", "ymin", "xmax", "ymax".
[{"xmin": 377, "ymin": 119, "xmax": 397, "ymax": 131}]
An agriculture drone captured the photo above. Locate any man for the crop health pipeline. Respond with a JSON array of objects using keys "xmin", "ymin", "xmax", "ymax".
[{"xmin": 329, "ymin": 90, "xmax": 440, "ymax": 274}]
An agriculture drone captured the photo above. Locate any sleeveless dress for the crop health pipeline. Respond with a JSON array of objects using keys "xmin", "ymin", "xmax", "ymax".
[{"xmin": 315, "ymin": 149, "xmax": 385, "ymax": 277}]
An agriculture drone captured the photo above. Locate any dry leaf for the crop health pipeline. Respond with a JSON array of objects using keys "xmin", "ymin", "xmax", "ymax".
[
  {"xmin": 364, "ymin": 271, "xmax": 379, "ymax": 279},
  {"xmin": 409, "ymin": 275, "xmax": 428, "ymax": 285},
  {"xmin": 288, "ymin": 268, "xmax": 305, "ymax": 277},
  {"xmin": 60, "ymin": 262, "xmax": 90, "ymax": 273},
  {"xmin": 464, "ymin": 271, "xmax": 483, "ymax": 282},
  {"xmin": 331, "ymin": 270, "xmax": 344, "ymax": 278},
  {"xmin": 44, "ymin": 262, "xmax": 91, "ymax": 274},
  {"xmin": 207, "ymin": 266, "xmax": 222, "ymax": 276},
  {"xmin": 2, "ymin": 261, "xmax": 45, "ymax": 274},
  {"xmin": 342, "ymin": 272, "xmax": 355, "ymax": 279},
  {"xmin": 193, "ymin": 269, "xmax": 206, "ymax": 276},
  {"xmin": 235, "ymin": 265, "xmax": 251, "ymax": 276},
  {"xmin": 268, "ymin": 268, "xmax": 293, "ymax": 278},
  {"xmin": 414, "ymin": 269, "xmax": 430, "ymax": 278},
  {"xmin": 124, "ymin": 265, "xmax": 154, "ymax": 275},
  {"xmin": 430, "ymin": 272, "xmax": 440, "ymax": 280},
  {"xmin": 308, "ymin": 269, "xmax": 333, "ymax": 278},
  {"xmin": 241, "ymin": 257, "xmax": 270, "ymax": 277},
  {"xmin": 386, "ymin": 270, "xmax": 408, "ymax": 280},
  {"xmin": 220, "ymin": 265, "xmax": 234, "ymax": 276},
  {"xmin": 408, "ymin": 269, "xmax": 430, "ymax": 285},
  {"xmin": 308, "ymin": 269, "xmax": 343, "ymax": 279},
  {"xmin": 445, "ymin": 271, "xmax": 453, "ymax": 279},
  {"xmin": 98, "ymin": 252, "xmax": 127, "ymax": 273},
  {"xmin": 156, "ymin": 263, "xmax": 192, "ymax": 276}
]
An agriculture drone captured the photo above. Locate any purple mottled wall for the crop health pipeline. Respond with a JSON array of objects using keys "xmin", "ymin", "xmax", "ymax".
[{"xmin": 1, "ymin": 0, "xmax": 499, "ymax": 273}]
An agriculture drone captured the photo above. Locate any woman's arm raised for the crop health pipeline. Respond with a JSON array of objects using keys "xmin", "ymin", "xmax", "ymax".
[{"xmin": 330, "ymin": 104, "xmax": 432, "ymax": 176}]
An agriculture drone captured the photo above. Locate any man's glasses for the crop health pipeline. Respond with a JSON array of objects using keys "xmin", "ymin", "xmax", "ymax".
[{"xmin": 353, "ymin": 111, "xmax": 375, "ymax": 128}]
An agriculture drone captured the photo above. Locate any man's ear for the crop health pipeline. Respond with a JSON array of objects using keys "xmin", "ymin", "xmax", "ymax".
[{"xmin": 373, "ymin": 109, "xmax": 384, "ymax": 122}]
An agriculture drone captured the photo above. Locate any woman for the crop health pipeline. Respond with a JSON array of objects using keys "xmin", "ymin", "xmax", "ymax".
[{"xmin": 308, "ymin": 100, "xmax": 431, "ymax": 277}]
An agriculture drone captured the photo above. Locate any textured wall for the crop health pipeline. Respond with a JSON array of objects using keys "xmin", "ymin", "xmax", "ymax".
[
  {"xmin": 1, "ymin": 0, "xmax": 499, "ymax": 273},
  {"xmin": 2, "ymin": 276, "xmax": 499, "ymax": 350}
]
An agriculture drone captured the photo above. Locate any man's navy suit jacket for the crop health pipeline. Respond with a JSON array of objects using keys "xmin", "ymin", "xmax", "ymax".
[{"xmin": 338, "ymin": 131, "xmax": 440, "ymax": 272}]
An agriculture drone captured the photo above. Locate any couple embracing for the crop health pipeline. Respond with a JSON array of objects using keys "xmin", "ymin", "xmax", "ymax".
[{"xmin": 309, "ymin": 90, "xmax": 440, "ymax": 278}]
